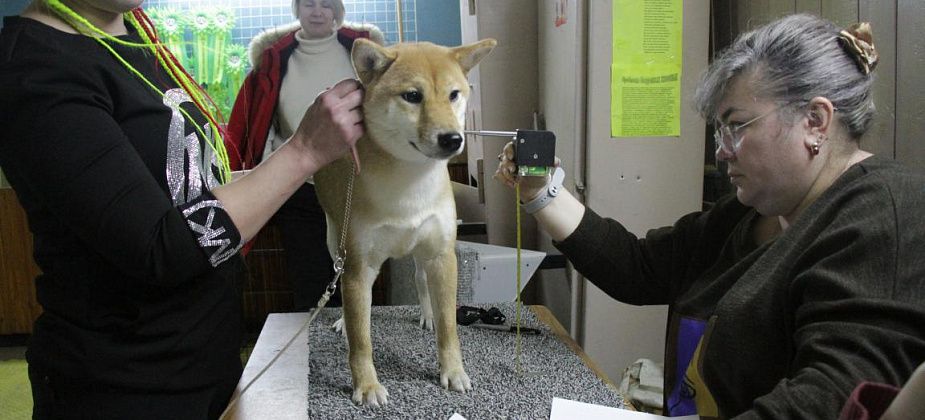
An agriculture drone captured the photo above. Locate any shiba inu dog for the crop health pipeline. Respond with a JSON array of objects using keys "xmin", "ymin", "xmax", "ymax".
[{"xmin": 313, "ymin": 38, "xmax": 497, "ymax": 407}]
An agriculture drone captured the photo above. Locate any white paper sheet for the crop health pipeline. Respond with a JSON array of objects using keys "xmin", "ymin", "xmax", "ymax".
[{"xmin": 549, "ymin": 397, "xmax": 699, "ymax": 420}]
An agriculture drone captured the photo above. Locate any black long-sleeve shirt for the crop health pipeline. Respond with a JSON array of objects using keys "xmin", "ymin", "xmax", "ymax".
[
  {"xmin": 0, "ymin": 16, "xmax": 244, "ymax": 392},
  {"xmin": 556, "ymin": 156, "xmax": 925, "ymax": 419}
]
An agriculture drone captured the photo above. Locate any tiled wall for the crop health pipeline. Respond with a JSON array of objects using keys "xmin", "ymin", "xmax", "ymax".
[
  {"xmin": 144, "ymin": 0, "xmax": 417, "ymax": 46},
  {"xmin": 345, "ymin": 0, "xmax": 417, "ymax": 42}
]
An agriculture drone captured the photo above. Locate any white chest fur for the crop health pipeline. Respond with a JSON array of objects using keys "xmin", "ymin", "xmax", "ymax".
[{"xmin": 346, "ymin": 160, "xmax": 456, "ymax": 261}]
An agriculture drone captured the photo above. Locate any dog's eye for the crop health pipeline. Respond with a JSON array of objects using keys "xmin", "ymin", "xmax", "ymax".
[
  {"xmin": 401, "ymin": 91, "xmax": 423, "ymax": 104},
  {"xmin": 449, "ymin": 90, "xmax": 460, "ymax": 101}
]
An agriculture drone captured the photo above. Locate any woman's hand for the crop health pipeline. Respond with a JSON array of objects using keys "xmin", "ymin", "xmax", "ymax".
[
  {"xmin": 492, "ymin": 141, "xmax": 560, "ymax": 202},
  {"xmin": 292, "ymin": 78, "xmax": 365, "ymax": 172},
  {"xmin": 492, "ymin": 141, "xmax": 580, "ymax": 240},
  {"xmin": 214, "ymin": 79, "xmax": 364, "ymax": 242}
]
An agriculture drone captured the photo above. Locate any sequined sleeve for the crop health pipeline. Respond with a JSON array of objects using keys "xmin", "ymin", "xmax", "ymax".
[{"xmin": 178, "ymin": 191, "xmax": 243, "ymax": 267}]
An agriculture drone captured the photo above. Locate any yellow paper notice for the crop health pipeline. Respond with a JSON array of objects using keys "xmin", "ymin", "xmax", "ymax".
[{"xmin": 611, "ymin": 0, "xmax": 683, "ymax": 137}]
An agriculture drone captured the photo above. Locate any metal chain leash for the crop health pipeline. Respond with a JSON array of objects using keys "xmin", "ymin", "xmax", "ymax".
[
  {"xmin": 220, "ymin": 162, "xmax": 356, "ymax": 419},
  {"xmin": 308, "ymin": 159, "xmax": 356, "ymax": 323}
]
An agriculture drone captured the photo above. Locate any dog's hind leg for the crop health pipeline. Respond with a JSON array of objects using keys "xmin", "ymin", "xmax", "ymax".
[
  {"xmin": 412, "ymin": 257, "xmax": 435, "ymax": 331},
  {"xmin": 422, "ymin": 248, "xmax": 472, "ymax": 392},
  {"xmin": 342, "ymin": 260, "xmax": 389, "ymax": 407}
]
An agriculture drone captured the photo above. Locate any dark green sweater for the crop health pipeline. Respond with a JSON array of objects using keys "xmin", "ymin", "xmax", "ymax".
[{"xmin": 556, "ymin": 155, "xmax": 925, "ymax": 419}]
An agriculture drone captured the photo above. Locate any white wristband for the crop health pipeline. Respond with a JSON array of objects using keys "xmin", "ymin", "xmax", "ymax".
[{"xmin": 521, "ymin": 167, "xmax": 565, "ymax": 214}]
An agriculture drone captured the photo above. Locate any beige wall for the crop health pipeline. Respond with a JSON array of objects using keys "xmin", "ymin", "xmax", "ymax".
[
  {"xmin": 581, "ymin": 0, "xmax": 711, "ymax": 384},
  {"xmin": 534, "ymin": 0, "xmax": 587, "ymax": 341},
  {"xmin": 460, "ymin": 0, "xmax": 540, "ymax": 251}
]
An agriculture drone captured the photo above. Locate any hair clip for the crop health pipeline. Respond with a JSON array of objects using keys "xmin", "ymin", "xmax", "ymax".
[{"xmin": 837, "ymin": 22, "xmax": 878, "ymax": 76}]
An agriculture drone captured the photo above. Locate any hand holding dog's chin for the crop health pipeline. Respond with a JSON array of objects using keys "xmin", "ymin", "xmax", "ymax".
[
  {"xmin": 292, "ymin": 80, "xmax": 365, "ymax": 174},
  {"xmin": 289, "ymin": 129, "xmax": 360, "ymax": 176}
]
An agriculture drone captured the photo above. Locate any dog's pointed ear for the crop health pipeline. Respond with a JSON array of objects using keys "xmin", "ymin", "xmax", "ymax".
[
  {"xmin": 452, "ymin": 38, "xmax": 497, "ymax": 74},
  {"xmin": 352, "ymin": 38, "xmax": 396, "ymax": 85}
]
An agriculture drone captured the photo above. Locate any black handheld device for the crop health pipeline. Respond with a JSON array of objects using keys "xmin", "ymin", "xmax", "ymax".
[{"xmin": 512, "ymin": 129, "xmax": 556, "ymax": 177}]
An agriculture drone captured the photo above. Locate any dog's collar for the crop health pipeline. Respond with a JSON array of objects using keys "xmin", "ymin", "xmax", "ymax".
[{"xmin": 521, "ymin": 167, "xmax": 565, "ymax": 214}]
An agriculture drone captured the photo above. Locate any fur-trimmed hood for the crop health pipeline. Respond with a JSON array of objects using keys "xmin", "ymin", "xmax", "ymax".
[{"xmin": 247, "ymin": 21, "xmax": 385, "ymax": 66}]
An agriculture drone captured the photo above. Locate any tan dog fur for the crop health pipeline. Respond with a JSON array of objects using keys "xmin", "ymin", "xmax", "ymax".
[{"xmin": 313, "ymin": 38, "xmax": 496, "ymax": 407}]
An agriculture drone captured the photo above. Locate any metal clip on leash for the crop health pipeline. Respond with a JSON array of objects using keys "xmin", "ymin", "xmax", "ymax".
[{"xmin": 220, "ymin": 163, "xmax": 356, "ymax": 419}]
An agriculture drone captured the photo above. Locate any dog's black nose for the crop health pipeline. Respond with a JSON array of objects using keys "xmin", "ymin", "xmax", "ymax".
[{"xmin": 438, "ymin": 132, "xmax": 463, "ymax": 152}]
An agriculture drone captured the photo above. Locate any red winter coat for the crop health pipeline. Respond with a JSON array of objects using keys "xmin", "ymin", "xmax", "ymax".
[{"xmin": 225, "ymin": 22, "xmax": 383, "ymax": 170}]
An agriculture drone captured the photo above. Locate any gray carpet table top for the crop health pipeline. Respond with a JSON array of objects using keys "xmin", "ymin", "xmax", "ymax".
[{"xmin": 306, "ymin": 303, "xmax": 625, "ymax": 419}]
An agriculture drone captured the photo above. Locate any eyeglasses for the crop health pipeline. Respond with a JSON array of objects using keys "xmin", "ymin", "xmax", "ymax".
[{"xmin": 713, "ymin": 105, "xmax": 786, "ymax": 157}]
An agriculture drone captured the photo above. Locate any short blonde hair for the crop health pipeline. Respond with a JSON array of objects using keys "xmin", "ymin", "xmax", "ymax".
[{"xmin": 292, "ymin": 0, "xmax": 345, "ymax": 27}]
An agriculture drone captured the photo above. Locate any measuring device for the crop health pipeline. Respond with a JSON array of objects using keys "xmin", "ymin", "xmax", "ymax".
[
  {"xmin": 464, "ymin": 129, "xmax": 557, "ymax": 375},
  {"xmin": 465, "ymin": 129, "xmax": 556, "ymax": 177}
]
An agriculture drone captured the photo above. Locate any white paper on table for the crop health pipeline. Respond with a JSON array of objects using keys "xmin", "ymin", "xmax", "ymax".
[{"xmin": 549, "ymin": 397, "xmax": 699, "ymax": 420}]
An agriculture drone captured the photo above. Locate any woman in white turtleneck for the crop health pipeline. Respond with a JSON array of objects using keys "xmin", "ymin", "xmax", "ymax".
[
  {"xmin": 272, "ymin": 0, "xmax": 356, "ymax": 159},
  {"xmin": 226, "ymin": 0, "xmax": 383, "ymax": 311}
]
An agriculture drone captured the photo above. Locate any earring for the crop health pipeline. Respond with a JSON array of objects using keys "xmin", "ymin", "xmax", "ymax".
[{"xmin": 811, "ymin": 134, "xmax": 826, "ymax": 156}]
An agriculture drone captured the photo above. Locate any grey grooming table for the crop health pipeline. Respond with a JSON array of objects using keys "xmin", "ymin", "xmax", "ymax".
[{"xmin": 224, "ymin": 304, "xmax": 625, "ymax": 419}]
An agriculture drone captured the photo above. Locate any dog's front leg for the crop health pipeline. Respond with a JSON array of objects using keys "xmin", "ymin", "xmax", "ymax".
[
  {"xmin": 342, "ymin": 263, "xmax": 389, "ymax": 407},
  {"xmin": 422, "ymin": 249, "xmax": 472, "ymax": 392}
]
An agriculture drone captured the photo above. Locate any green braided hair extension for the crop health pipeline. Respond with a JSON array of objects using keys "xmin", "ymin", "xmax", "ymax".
[
  {"xmin": 42, "ymin": 0, "xmax": 232, "ymax": 183},
  {"xmin": 127, "ymin": 12, "xmax": 233, "ymax": 179}
]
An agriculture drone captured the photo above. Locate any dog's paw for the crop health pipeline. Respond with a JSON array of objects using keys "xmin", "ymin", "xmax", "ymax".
[
  {"xmin": 419, "ymin": 312, "xmax": 434, "ymax": 331},
  {"xmin": 440, "ymin": 367, "xmax": 472, "ymax": 393},
  {"xmin": 331, "ymin": 317, "xmax": 347, "ymax": 338},
  {"xmin": 352, "ymin": 382, "xmax": 389, "ymax": 407}
]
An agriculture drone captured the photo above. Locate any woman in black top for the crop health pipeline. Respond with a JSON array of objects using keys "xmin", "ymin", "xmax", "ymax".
[
  {"xmin": 0, "ymin": 0, "xmax": 363, "ymax": 418},
  {"xmin": 496, "ymin": 14, "xmax": 925, "ymax": 419}
]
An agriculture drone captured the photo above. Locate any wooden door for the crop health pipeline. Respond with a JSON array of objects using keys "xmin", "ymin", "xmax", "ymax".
[{"xmin": 0, "ymin": 188, "xmax": 42, "ymax": 334}]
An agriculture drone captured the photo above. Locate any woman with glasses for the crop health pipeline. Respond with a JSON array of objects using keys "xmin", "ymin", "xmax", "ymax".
[{"xmin": 496, "ymin": 14, "xmax": 925, "ymax": 419}]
